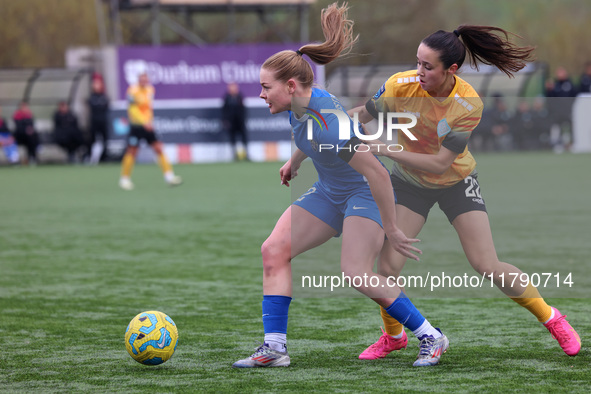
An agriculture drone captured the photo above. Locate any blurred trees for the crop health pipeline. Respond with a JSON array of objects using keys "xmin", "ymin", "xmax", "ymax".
[
  {"xmin": 438, "ymin": 0, "xmax": 591, "ymax": 79},
  {"xmin": 506, "ymin": 0, "xmax": 591, "ymax": 78},
  {"xmin": 0, "ymin": 0, "xmax": 99, "ymax": 68},
  {"xmin": 0, "ymin": 0, "xmax": 590, "ymax": 79},
  {"xmin": 311, "ymin": 0, "xmax": 443, "ymax": 69}
]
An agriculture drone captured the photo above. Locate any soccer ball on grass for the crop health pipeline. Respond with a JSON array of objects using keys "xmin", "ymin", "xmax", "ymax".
[{"xmin": 125, "ymin": 310, "xmax": 178, "ymax": 365}]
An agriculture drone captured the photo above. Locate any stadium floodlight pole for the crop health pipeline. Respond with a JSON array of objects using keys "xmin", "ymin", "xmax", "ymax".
[
  {"xmin": 94, "ymin": 0, "xmax": 108, "ymax": 47},
  {"xmin": 109, "ymin": 0, "xmax": 123, "ymax": 46}
]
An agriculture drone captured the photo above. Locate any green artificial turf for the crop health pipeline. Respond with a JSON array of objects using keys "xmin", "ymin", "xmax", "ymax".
[{"xmin": 1, "ymin": 152, "xmax": 589, "ymax": 392}]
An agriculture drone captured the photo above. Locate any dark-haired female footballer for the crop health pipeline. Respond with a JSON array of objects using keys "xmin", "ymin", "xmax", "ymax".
[
  {"xmin": 348, "ymin": 25, "xmax": 581, "ymax": 360},
  {"xmin": 233, "ymin": 3, "xmax": 448, "ymax": 368}
]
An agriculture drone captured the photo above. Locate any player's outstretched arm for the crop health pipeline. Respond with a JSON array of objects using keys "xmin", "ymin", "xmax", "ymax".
[
  {"xmin": 347, "ymin": 105, "xmax": 374, "ymax": 124},
  {"xmin": 360, "ymin": 140, "xmax": 458, "ymax": 175},
  {"xmin": 347, "ymin": 149, "xmax": 422, "ymax": 261}
]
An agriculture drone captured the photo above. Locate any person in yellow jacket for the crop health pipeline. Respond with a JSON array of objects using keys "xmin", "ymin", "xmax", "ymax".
[{"xmin": 119, "ymin": 72, "xmax": 182, "ymax": 190}]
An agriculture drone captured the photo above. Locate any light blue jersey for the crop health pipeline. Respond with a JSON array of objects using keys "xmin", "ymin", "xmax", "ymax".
[
  {"xmin": 290, "ymin": 88, "xmax": 391, "ymax": 235},
  {"xmin": 290, "ymin": 88, "xmax": 367, "ymax": 195}
]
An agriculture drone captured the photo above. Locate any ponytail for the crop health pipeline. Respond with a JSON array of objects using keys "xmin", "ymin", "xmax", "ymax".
[
  {"xmin": 262, "ymin": 2, "xmax": 358, "ymax": 88},
  {"xmin": 422, "ymin": 25, "xmax": 535, "ymax": 78},
  {"xmin": 298, "ymin": 2, "xmax": 358, "ymax": 65}
]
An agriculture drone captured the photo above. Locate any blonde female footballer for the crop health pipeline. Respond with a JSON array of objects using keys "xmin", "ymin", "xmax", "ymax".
[{"xmin": 233, "ymin": 3, "xmax": 449, "ymax": 368}]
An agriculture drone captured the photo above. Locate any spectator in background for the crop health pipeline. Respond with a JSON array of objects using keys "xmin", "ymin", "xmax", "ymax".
[
  {"xmin": 13, "ymin": 101, "xmax": 39, "ymax": 165},
  {"xmin": 87, "ymin": 78, "xmax": 110, "ymax": 164},
  {"xmin": 546, "ymin": 66, "xmax": 577, "ymax": 97},
  {"xmin": 490, "ymin": 94, "xmax": 512, "ymax": 151},
  {"xmin": 531, "ymin": 96, "xmax": 552, "ymax": 150},
  {"xmin": 53, "ymin": 101, "xmax": 84, "ymax": 163},
  {"xmin": 545, "ymin": 66, "xmax": 576, "ymax": 153},
  {"xmin": 578, "ymin": 62, "xmax": 591, "ymax": 94},
  {"xmin": 510, "ymin": 100, "xmax": 534, "ymax": 150},
  {"xmin": 0, "ymin": 106, "xmax": 20, "ymax": 164},
  {"xmin": 222, "ymin": 82, "xmax": 249, "ymax": 161},
  {"xmin": 471, "ymin": 95, "xmax": 496, "ymax": 152}
]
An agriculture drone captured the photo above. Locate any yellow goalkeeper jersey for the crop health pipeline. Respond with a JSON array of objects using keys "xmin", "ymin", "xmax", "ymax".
[
  {"xmin": 366, "ymin": 69, "xmax": 483, "ymax": 189},
  {"xmin": 127, "ymin": 84, "xmax": 155, "ymax": 126}
]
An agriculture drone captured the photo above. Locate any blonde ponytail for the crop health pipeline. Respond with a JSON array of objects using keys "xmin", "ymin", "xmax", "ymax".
[{"xmin": 262, "ymin": 2, "xmax": 357, "ymax": 88}]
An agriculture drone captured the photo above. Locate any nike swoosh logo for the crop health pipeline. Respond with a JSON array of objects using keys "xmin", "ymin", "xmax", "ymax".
[
  {"xmin": 353, "ymin": 206, "xmax": 368, "ymax": 210},
  {"xmin": 157, "ymin": 330, "xmax": 167, "ymax": 348}
]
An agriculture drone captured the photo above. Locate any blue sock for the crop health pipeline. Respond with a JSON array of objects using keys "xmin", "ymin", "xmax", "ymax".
[
  {"xmin": 262, "ymin": 295, "xmax": 292, "ymax": 334},
  {"xmin": 384, "ymin": 292, "xmax": 425, "ymax": 332}
]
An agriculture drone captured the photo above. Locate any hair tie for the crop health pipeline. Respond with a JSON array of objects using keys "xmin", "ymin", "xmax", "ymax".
[
  {"xmin": 295, "ymin": 50, "xmax": 303, "ymax": 56},
  {"xmin": 453, "ymin": 30, "xmax": 460, "ymax": 37}
]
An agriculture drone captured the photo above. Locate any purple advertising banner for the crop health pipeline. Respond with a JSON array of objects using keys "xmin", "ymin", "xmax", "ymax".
[{"xmin": 117, "ymin": 44, "xmax": 323, "ymax": 100}]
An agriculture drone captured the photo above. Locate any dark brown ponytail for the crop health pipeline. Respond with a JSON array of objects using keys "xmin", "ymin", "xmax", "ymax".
[{"xmin": 422, "ymin": 25, "xmax": 535, "ymax": 78}]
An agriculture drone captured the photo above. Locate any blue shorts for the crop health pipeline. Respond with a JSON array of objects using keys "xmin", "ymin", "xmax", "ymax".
[{"xmin": 293, "ymin": 182, "xmax": 392, "ymax": 236}]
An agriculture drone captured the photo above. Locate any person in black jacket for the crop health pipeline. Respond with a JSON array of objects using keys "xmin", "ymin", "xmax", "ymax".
[
  {"xmin": 12, "ymin": 101, "xmax": 39, "ymax": 165},
  {"xmin": 222, "ymin": 82, "xmax": 248, "ymax": 161},
  {"xmin": 53, "ymin": 101, "xmax": 84, "ymax": 163},
  {"xmin": 545, "ymin": 67, "xmax": 577, "ymax": 152},
  {"xmin": 87, "ymin": 78, "xmax": 110, "ymax": 164}
]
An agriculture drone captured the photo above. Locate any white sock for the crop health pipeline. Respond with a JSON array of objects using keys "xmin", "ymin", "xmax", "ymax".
[
  {"xmin": 412, "ymin": 320, "xmax": 442, "ymax": 339},
  {"xmin": 90, "ymin": 142, "xmax": 103, "ymax": 164},
  {"xmin": 164, "ymin": 171, "xmax": 175, "ymax": 182},
  {"xmin": 391, "ymin": 331, "xmax": 404, "ymax": 339},
  {"xmin": 543, "ymin": 308, "xmax": 556, "ymax": 325},
  {"xmin": 264, "ymin": 333, "xmax": 287, "ymax": 352}
]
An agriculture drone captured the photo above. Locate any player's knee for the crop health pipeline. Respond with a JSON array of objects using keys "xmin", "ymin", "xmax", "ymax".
[
  {"xmin": 261, "ymin": 238, "xmax": 290, "ymax": 272},
  {"xmin": 340, "ymin": 265, "xmax": 362, "ymax": 283},
  {"xmin": 471, "ymin": 260, "xmax": 501, "ymax": 278},
  {"xmin": 376, "ymin": 247, "xmax": 406, "ymax": 277},
  {"xmin": 377, "ymin": 260, "xmax": 403, "ymax": 277}
]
